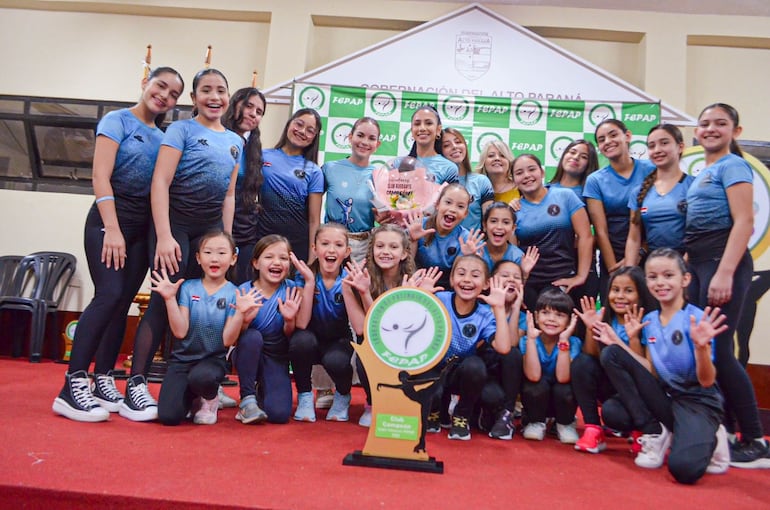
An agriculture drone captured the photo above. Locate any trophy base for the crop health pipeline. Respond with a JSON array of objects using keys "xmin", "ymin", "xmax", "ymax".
[{"xmin": 343, "ymin": 451, "xmax": 443, "ymax": 474}]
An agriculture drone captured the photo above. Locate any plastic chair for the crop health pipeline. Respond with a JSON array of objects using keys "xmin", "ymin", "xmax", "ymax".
[
  {"xmin": 0, "ymin": 255, "xmax": 24, "ymax": 296},
  {"xmin": 0, "ymin": 252, "xmax": 77, "ymax": 362}
]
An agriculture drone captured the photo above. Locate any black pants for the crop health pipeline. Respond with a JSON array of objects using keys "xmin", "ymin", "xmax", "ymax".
[
  {"xmin": 521, "ymin": 378, "xmax": 576, "ymax": 425},
  {"xmin": 600, "ymin": 344, "xmax": 723, "ymax": 484},
  {"xmin": 68, "ymin": 206, "xmax": 149, "ymax": 374},
  {"xmin": 477, "ymin": 344, "xmax": 522, "ymax": 413},
  {"xmin": 571, "ymin": 352, "xmax": 616, "ymax": 426},
  {"xmin": 689, "ymin": 251, "xmax": 764, "ymax": 440},
  {"xmin": 289, "ymin": 329, "xmax": 354, "ymax": 395},
  {"xmin": 158, "ymin": 357, "xmax": 226, "ymax": 426}
]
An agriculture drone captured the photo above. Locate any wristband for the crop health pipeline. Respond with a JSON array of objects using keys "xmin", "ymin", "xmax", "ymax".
[
  {"xmin": 95, "ymin": 195, "xmax": 115, "ymax": 204},
  {"xmin": 558, "ymin": 342, "xmax": 570, "ymax": 351}
]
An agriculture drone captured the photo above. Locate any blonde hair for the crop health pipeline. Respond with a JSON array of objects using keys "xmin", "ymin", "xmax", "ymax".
[{"xmin": 476, "ymin": 139, "xmax": 515, "ymax": 181}]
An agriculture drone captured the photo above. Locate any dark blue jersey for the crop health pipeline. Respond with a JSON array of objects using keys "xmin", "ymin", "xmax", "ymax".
[
  {"xmin": 436, "ymin": 291, "xmax": 497, "ymax": 362},
  {"xmin": 628, "ymin": 175, "xmax": 693, "ymax": 253},
  {"xmin": 173, "ymin": 279, "xmax": 237, "ymax": 362}
]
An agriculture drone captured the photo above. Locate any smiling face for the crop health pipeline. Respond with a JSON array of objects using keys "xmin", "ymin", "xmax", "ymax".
[
  {"xmin": 646, "ymin": 128, "xmax": 683, "ymax": 169},
  {"xmin": 372, "ymin": 230, "xmax": 409, "ymax": 272},
  {"xmin": 141, "ymin": 71, "xmax": 183, "ymax": 116},
  {"xmin": 434, "ymin": 186, "xmax": 470, "ymax": 234},
  {"xmin": 287, "ymin": 113, "xmax": 319, "ymax": 151},
  {"xmin": 450, "ymin": 257, "xmax": 488, "ymax": 302},
  {"xmin": 484, "ymin": 206, "xmax": 515, "ymax": 248},
  {"xmin": 441, "ymin": 132, "xmax": 467, "ymax": 166},
  {"xmin": 483, "ymin": 145, "xmax": 511, "ymax": 179},
  {"xmin": 512, "ymin": 156, "xmax": 544, "ymax": 196},
  {"xmin": 411, "ymin": 108, "xmax": 440, "ymax": 150},
  {"xmin": 695, "ymin": 106, "xmax": 742, "ymax": 157},
  {"xmin": 595, "ymin": 122, "xmax": 631, "ymax": 161},
  {"xmin": 492, "ymin": 261, "xmax": 523, "ymax": 303},
  {"xmin": 349, "ymin": 120, "xmax": 380, "ymax": 161},
  {"xmin": 560, "ymin": 143, "xmax": 590, "ymax": 178},
  {"xmin": 191, "ymin": 73, "xmax": 229, "ymax": 123},
  {"xmin": 535, "ymin": 307, "xmax": 570, "ymax": 337},
  {"xmin": 607, "ymin": 274, "xmax": 640, "ymax": 318},
  {"xmin": 236, "ymin": 93, "xmax": 265, "ymax": 134},
  {"xmin": 313, "ymin": 227, "xmax": 350, "ymax": 277},
  {"xmin": 645, "ymin": 255, "xmax": 689, "ymax": 308},
  {"xmin": 196, "ymin": 235, "xmax": 236, "ymax": 281},
  {"xmin": 253, "ymin": 241, "xmax": 291, "ymax": 286}
]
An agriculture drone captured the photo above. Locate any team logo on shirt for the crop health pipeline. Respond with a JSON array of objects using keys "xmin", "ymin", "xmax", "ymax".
[
  {"xmin": 462, "ymin": 323, "xmax": 477, "ymax": 338},
  {"xmin": 230, "ymin": 146, "xmax": 240, "ymax": 161},
  {"xmin": 671, "ymin": 330, "xmax": 684, "ymax": 345},
  {"xmin": 294, "ymin": 168, "xmax": 306, "ymax": 179},
  {"xmin": 677, "ymin": 200, "xmax": 687, "ymax": 214},
  {"xmin": 547, "ymin": 204, "xmax": 561, "ymax": 216},
  {"xmin": 334, "ymin": 292, "xmax": 344, "ymax": 304},
  {"xmin": 197, "ymin": 138, "xmax": 209, "ymax": 147},
  {"xmin": 447, "ymin": 246, "xmax": 457, "ymax": 256},
  {"xmin": 133, "ymin": 135, "xmax": 144, "ymax": 143},
  {"xmin": 217, "ymin": 298, "xmax": 227, "ymax": 309}
]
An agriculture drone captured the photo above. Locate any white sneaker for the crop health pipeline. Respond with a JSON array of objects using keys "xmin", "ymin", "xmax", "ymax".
[
  {"xmin": 326, "ymin": 392, "xmax": 351, "ymax": 421},
  {"xmin": 707, "ymin": 424, "xmax": 730, "ymax": 474},
  {"xmin": 635, "ymin": 424, "xmax": 672, "ymax": 469},
  {"xmin": 293, "ymin": 391, "xmax": 316, "ymax": 422},
  {"xmin": 217, "ymin": 385, "xmax": 237, "ymax": 409},
  {"xmin": 91, "ymin": 371, "xmax": 124, "ymax": 412},
  {"xmin": 358, "ymin": 405, "xmax": 372, "ymax": 427},
  {"xmin": 118, "ymin": 375, "xmax": 158, "ymax": 422},
  {"xmin": 193, "ymin": 395, "xmax": 219, "ymax": 425},
  {"xmin": 556, "ymin": 421, "xmax": 579, "ymax": 444},
  {"xmin": 52, "ymin": 370, "xmax": 110, "ymax": 422},
  {"xmin": 523, "ymin": 422, "xmax": 547, "ymax": 441}
]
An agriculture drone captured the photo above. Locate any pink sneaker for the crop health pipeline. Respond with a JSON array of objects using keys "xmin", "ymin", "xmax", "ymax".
[
  {"xmin": 193, "ymin": 395, "xmax": 219, "ymax": 425},
  {"xmin": 575, "ymin": 424, "xmax": 607, "ymax": 453}
]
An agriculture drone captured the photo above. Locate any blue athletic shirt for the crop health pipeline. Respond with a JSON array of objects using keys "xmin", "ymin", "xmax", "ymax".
[
  {"xmin": 519, "ymin": 335, "xmax": 582, "ymax": 384},
  {"xmin": 642, "ymin": 304, "xmax": 715, "ymax": 392},
  {"xmin": 481, "ymin": 243, "xmax": 523, "ymax": 272},
  {"xmin": 628, "ymin": 174, "xmax": 693, "ymax": 253},
  {"xmin": 256, "ymin": 148, "xmax": 324, "ymax": 261},
  {"xmin": 163, "ymin": 119, "xmax": 243, "ymax": 224},
  {"xmin": 436, "ymin": 291, "xmax": 497, "ymax": 362},
  {"xmin": 172, "ymin": 279, "xmax": 237, "ymax": 363},
  {"xmin": 458, "ymin": 172, "xmax": 495, "ymax": 231},
  {"xmin": 96, "ymin": 108, "xmax": 164, "ymax": 224},
  {"xmin": 548, "ymin": 182, "xmax": 585, "ymax": 204},
  {"xmin": 297, "ymin": 270, "xmax": 352, "ymax": 342},
  {"xmin": 583, "ymin": 159, "xmax": 655, "ymax": 260},
  {"xmin": 322, "ymin": 158, "xmax": 375, "ymax": 233},
  {"xmin": 417, "ymin": 155, "xmax": 459, "ymax": 184},
  {"xmin": 685, "ymin": 154, "xmax": 753, "ymax": 261},
  {"xmin": 415, "ymin": 221, "xmax": 470, "ymax": 289},
  {"xmin": 239, "ymin": 279, "xmax": 303, "ymax": 358},
  {"xmin": 515, "ymin": 187, "xmax": 584, "ymax": 284}
]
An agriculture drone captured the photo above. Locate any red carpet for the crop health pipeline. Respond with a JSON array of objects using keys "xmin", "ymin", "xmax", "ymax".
[{"xmin": 0, "ymin": 357, "xmax": 767, "ymax": 509}]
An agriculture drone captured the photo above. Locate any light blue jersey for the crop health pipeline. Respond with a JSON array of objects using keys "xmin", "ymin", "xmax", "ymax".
[
  {"xmin": 173, "ymin": 279, "xmax": 237, "ymax": 362},
  {"xmin": 322, "ymin": 158, "xmax": 375, "ymax": 233},
  {"xmin": 415, "ymin": 222, "xmax": 470, "ymax": 288},
  {"xmin": 297, "ymin": 270, "xmax": 352, "ymax": 341},
  {"xmin": 481, "ymin": 244, "xmax": 523, "ymax": 272},
  {"xmin": 436, "ymin": 291, "xmax": 497, "ymax": 362},
  {"xmin": 459, "ymin": 172, "xmax": 495, "ymax": 231},
  {"xmin": 519, "ymin": 335, "xmax": 582, "ymax": 383},
  {"xmin": 417, "ymin": 155, "xmax": 459, "ymax": 184},
  {"xmin": 628, "ymin": 174, "xmax": 693, "ymax": 253},
  {"xmin": 239, "ymin": 279, "xmax": 302, "ymax": 358},
  {"xmin": 548, "ymin": 182, "xmax": 584, "ymax": 203}
]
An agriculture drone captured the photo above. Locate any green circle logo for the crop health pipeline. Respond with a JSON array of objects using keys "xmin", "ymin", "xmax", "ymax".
[
  {"xmin": 298, "ymin": 86, "xmax": 326, "ymax": 110},
  {"xmin": 370, "ymin": 91, "xmax": 397, "ymax": 117},
  {"xmin": 629, "ymin": 140, "xmax": 648, "ymax": 160},
  {"xmin": 476, "ymin": 132, "xmax": 503, "ymax": 153},
  {"xmin": 331, "ymin": 122, "xmax": 353, "ymax": 150},
  {"xmin": 589, "ymin": 103, "xmax": 617, "ymax": 126},
  {"xmin": 515, "ymin": 100, "xmax": 543, "ymax": 126},
  {"xmin": 550, "ymin": 135, "xmax": 574, "ymax": 160},
  {"xmin": 441, "ymin": 96, "xmax": 471, "ymax": 122},
  {"xmin": 366, "ymin": 288, "xmax": 450, "ymax": 372},
  {"xmin": 65, "ymin": 320, "xmax": 78, "ymax": 340}
]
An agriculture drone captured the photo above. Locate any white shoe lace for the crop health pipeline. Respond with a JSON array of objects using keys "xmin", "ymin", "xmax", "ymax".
[
  {"xmin": 95, "ymin": 374, "xmax": 124, "ymax": 401},
  {"xmin": 71, "ymin": 377, "xmax": 99, "ymax": 410},
  {"xmin": 129, "ymin": 381, "xmax": 157, "ymax": 408}
]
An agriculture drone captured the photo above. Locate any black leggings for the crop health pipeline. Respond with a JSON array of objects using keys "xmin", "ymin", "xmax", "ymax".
[
  {"xmin": 571, "ymin": 352, "xmax": 616, "ymax": 426},
  {"xmin": 477, "ymin": 344, "xmax": 523, "ymax": 413},
  {"xmin": 129, "ymin": 218, "xmax": 220, "ymax": 377},
  {"xmin": 68, "ymin": 206, "xmax": 149, "ymax": 374},
  {"xmin": 289, "ymin": 329, "xmax": 354, "ymax": 395},
  {"xmin": 521, "ymin": 378, "xmax": 576, "ymax": 425},
  {"xmin": 158, "ymin": 357, "xmax": 226, "ymax": 426}
]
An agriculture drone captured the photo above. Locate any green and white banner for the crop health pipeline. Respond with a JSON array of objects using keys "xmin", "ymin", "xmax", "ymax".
[{"xmin": 292, "ymin": 82, "xmax": 661, "ymax": 179}]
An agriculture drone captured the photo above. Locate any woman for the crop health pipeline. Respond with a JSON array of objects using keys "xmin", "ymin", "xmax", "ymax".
[
  {"xmin": 407, "ymin": 105, "xmax": 458, "ymax": 184},
  {"xmin": 477, "ymin": 139, "xmax": 518, "ymax": 204}
]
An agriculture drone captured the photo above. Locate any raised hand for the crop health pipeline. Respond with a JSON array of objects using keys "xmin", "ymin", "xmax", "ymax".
[
  {"xmin": 559, "ymin": 313, "xmax": 578, "ymax": 344},
  {"xmin": 290, "ymin": 251, "xmax": 314, "ymax": 282},
  {"xmin": 343, "ymin": 258, "xmax": 371, "ymax": 294},
  {"xmin": 460, "ymin": 228, "xmax": 486, "ymax": 256},
  {"xmin": 149, "ymin": 268, "xmax": 184, "ymax": 300},
  {"xmin": 690, "ymin": 306, "xmax": 728, "ymax": 348},
  {"xmin": 525, "ymin": 311, "xmax": 541, "ymax": 341},
  {"xmin": 574, "ymin": 296, "xmax": 603, "ymax": 330},
  {"xmin": 404, "ymin": 209, "xmax": 434, "ymax": 241},
  {"xmin": 405, "ymin": 266, "xmax": 444, "ymax": 293},
  {"xmin": 278, "ymin": 286, "xmax": 302, "ymax": 321},
  {"xmin": 479, "ymin": 275, "xmax": 506, "ymax": 309},
  {"xmin": 521, "ymin": 245, "xmax": 539, "ymax": 277},
  {"xmin": 234, "ymin": 286, "xmax": 264, "ymax": 322},
  {"xmin": 592, "ymin": 321, "xmax": 623, "ymax": 347},
  {"xmin": 623, "ymin": 304, "xmax": 649, "ymax": 341}
]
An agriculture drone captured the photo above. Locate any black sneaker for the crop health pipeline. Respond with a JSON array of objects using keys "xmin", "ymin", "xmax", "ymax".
[
  {"xmin": 489, "ymin": 409, "xmax": 514, "ymax": 440},
  {"xmin": 448, "ymin": 415, "xmax": 471, "ymax": 441},
  {"xmin": 426, "ymin": 411, "xmax": 441, "ymax": 433},
  {"xmin": 477, "ymin": 407, "xmax": 495, "ymax": 433},
  {"xmin": 52, "ymin": 370, "xmax": 110, "ymax": 422},
  {"xmin": 118, "ymin": 374, "xmax": 158, "ymax": 422},
  {"xmin": 92, "ymin": 370, "xmax": 124, "ymax": 413},
  {"xmin": 729, "ymin": 438, "xmax": 770, "ymax": 469}
]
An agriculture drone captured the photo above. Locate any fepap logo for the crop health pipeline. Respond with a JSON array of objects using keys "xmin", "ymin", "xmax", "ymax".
[
  {"xmin": 298, "ymin": 86, "xmax": 326, "ymax": 110},
  {"xmin": 455, "ymin": 32, "xmax": 492, "ymax": 81},
  {"xmin": 629, "ymin": 140, "xmax": 648, "ymax": 160},
  {"xmin": 475, "ymin": 132, "xmax": 503, "ymax": 153},
  {"xmin": 550, "ymin": 136, "xmax": 574, "ymax": 160},
  {"xmin": 515, "ymin": 100, "xmax": 543, "ymax": 126},
  {"xmin": 370, "ymin": 91, "xmax": 398, "ymax": 117},
  {"xmin": 331, "ymin": 122, "xmax": 353, "ymax": 150},
  {"xmin": 441, "ymin": 96, "xmax": 471, "ymax": 122},
  {"xmin": 589, "ymin": 103, "xmax": 617, "ymax": 126}
]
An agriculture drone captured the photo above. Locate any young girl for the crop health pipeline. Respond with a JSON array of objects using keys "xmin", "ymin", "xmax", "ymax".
[
  {"xmin": 153, "ymin": 231, "xmax": 248, "ymax": 425},
  {"xmin": 323, "ymin": 117, "xmax": 382, "ymax": 262},
  {"xmin": 289, "ymin": 223, "xmax": 365, "ymax": 422},
  {"xmin": 53, "ymin": 66, "xmax": 184, "ymax": 422},
  {"xmin": 233, "ymin": 235, "xmax": 304, "ymax": 424},
  {"xmin": 477, "ymin": 140, "xmax": 518, "ymax": 203},
  {"xmin": 480, "ymin": 202, "xmax": 539, "ymax": 276},
  {"xmin": 549, "ymin": 139, "xmax": 599, "ymax": 199},
  {"xmin": 432, "ymin": 255, "xmax": 513, "ymax": 440},
  {"xmin": 596, "ymin": 248, "xmax": 730, "ymax": 483},
  {"xmin": 572, "ymin": 266, "xmax": 653, "ymax": 453},
  {"xmin": 407, "ymin": 106, "xmax": 459, "ymax": 184},
  {"xmin": 685, "ymin": 103, "xmax": 768, "ymax": 468},
  {"xmin": 625, "ymin": 124, "xmax": 693, "ymax": 265},
  {"xmin": 255, "ymin": 108, "xmax": 324, "ymax": 262},
  {"xmin": 520, "ymin": 288, "xmax": 581, "ymax": 443},
  {"xmin": 583, "ymin": 119, "xmax": 655, "ymax": 301},
  {"xmin": 441, "ymin": 128, "xmax": 494, "ymax": 230},
  {"xmin": 512, "ymin": 154, "xmax": 592, "ymax": 311},
  {"xmin": 407, "ymin": 183, "xmax": 484, "ymax": 290},
  {"xmin": 121, "ymin": 69, "xmax": 242, "ymax": 422},
  {"xmin": 222, "ymin": 87, "xmax": 266, "ymax": 284}
]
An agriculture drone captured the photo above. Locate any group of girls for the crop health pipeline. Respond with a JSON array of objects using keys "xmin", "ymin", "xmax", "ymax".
[{"xmin": 51, "ymin": 73, "xmax": 768, "ymax": 483}]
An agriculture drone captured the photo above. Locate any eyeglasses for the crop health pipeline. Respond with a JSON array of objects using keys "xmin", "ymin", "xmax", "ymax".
[{"xmin": 292, "ymin": 118, "xmax": 317, "ymax": 137}]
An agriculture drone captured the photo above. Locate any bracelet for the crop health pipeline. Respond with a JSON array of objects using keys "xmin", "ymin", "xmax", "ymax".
[
  {"xmin": 95, "ymin": 195, "xmax": 115, "ymax": 204},
  {"xmin": 558, "ymin": 342, "xmax": 570, "ymax": 351}
]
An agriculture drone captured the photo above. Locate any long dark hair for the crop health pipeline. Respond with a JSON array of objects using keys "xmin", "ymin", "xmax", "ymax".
[
  {"xmin": 441, "ymin": 127, "xmax": 471, "ymax": 176},
  {"xmin": 699, "ymin": 103, "xmax": 743, "ymax": 158},
  {"xmin": 223, "ymin": 87, "xmax": 266, "ymax": 211},
  {"xmin": 408, "ymin": 105, "xmax": 443, "ymax": 158},
  {"xmin": 549, "ymin": 139, "xmax": 599, "ymax": 186},
  {"xmin": 145, "ymin": 66, "xmax": 184, "ymax": 128},
  {"xmin": 275, "ymin": 108, "xmax": 322, "ymax": 164},
  {"xmin": 603, "ymin": 265, "xmax": 654, "ymax": 325}
]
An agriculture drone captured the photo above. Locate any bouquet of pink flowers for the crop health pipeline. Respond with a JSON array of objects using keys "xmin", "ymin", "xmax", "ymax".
[{"xmin": 370, "ymin": 156, "xmax": 446, "ymax": 224}]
